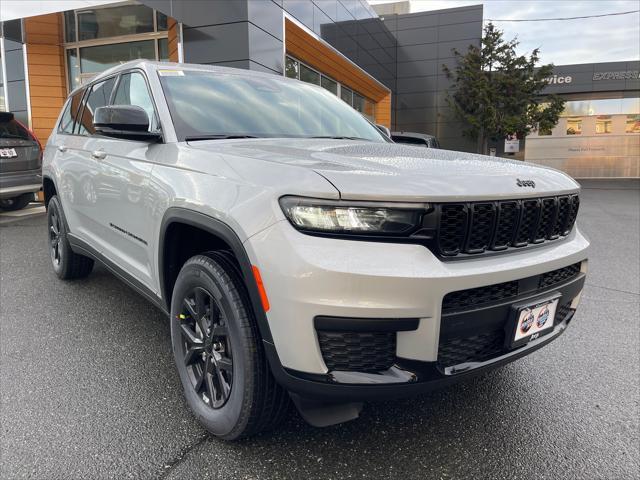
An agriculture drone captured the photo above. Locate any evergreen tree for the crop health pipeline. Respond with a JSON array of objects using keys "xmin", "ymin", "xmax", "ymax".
[{"xmin": 443, "ymin": 23, "xmax": 564, "ymax": 155}]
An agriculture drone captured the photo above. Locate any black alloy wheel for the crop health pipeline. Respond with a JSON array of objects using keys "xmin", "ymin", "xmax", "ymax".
[{"xmin": 179, "ymin": 286, "xmax": 233, "ymax": 409}]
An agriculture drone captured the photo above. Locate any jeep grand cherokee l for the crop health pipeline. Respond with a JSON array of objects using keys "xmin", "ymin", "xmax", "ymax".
[{"xmin": 43, "ymin": 61, "xmax": 589, "ymax": 440}]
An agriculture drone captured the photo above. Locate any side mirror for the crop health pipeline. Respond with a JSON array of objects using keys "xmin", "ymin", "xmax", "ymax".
[
  {"xmin": 94, "ymin": 105, "xmax": 161, "ymax": 142},
  {"xmin": 375, "ymin": 124, "xmax": 391, "ymax": 138}
]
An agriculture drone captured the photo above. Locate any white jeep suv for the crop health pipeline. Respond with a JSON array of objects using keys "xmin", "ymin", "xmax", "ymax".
[{"xmin": 43, "ymin": 61, "xmax": 589, "ymax": 439}]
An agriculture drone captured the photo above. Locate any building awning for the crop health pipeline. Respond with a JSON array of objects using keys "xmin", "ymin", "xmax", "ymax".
[{"xmin": 0, "ymin": 0, "xmax": 121, "ymax": 22}]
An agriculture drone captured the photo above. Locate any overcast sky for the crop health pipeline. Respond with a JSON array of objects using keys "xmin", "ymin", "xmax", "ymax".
[{"xmin": 372, "ymin": 0, "xmax": 640, "ymax": 65}]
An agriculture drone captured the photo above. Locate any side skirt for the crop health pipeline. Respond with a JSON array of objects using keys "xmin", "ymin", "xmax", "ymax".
[{"xmin": 67, "ymin": 233, "xmax": 168, "ymax": 315}]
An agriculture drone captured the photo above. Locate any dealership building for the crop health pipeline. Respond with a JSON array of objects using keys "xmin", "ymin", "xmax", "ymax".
[{"xmin": 0, "ymin": 0, "xmax": 638, "ymax": 177}]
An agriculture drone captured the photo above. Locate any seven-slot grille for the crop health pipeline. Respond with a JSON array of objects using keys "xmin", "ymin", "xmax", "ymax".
[{"xmin": 435, "ymin": 195, "xmax": 579, "ymax": 257}]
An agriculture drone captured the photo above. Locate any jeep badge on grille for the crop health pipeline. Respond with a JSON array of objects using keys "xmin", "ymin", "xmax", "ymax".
[{"xmin": 516, "ymin": 178, "xmax": 536, "ymax": 188}]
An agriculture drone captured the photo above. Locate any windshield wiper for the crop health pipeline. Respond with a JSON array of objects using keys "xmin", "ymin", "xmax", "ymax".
[
  {"xmin": 308, "ymin": 136, "xmax": 370, "ymax": 141},
  {"xmin": 185, "ymin": 134, "xmax": 260, "ymax": 141}
]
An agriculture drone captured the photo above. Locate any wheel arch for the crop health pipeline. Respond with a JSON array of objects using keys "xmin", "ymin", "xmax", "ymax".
[
  {"xmin": 42, "ymin": 176, "xmax": 57, "ymax": 208},
  {"xmin": 159, "ymin": 208, "xmax": 274, "ymax": 344}
]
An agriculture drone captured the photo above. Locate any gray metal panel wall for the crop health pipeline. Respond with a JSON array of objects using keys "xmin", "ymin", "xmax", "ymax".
[{"xmin": 385, "ymin": 4, "xmax": 483, "ymax": 152}]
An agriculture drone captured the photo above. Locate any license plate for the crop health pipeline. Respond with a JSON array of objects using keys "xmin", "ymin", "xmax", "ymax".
[
  {"xmin": 510, "ymin": 296, "xmax": 559, "ymax": 347},
  {"xmin": 0, "ymin": 148, "xmax": 18, "ymax": 158}
]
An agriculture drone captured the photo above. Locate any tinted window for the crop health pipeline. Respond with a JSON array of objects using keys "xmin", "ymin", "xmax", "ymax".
[
  {"xmin": 58, "ymin": 90, "xmax": 85, "ymax": 134},
  {"xmin": 112, "ymin": 72, "xmax": 158, "ymax": 131},
  {"xmin": 77, "ymin": 77, "xmax": 116, "ymax": 135},
  {"xmin": 0, "ymin": 115, "xmax": 32, "ymax": 141},
  {"xmin": 158, "ymin": 70, "xmax": 386, "ymax": 142}
]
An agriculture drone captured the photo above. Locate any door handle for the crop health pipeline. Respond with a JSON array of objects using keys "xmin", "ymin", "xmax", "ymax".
[
  {"xmin": 57, "ymin": 145, "xmax": 67, "ymax": 152},
  {"xmin": 91, "ymin": 150, "xmax": 106, "ymax": 160}
]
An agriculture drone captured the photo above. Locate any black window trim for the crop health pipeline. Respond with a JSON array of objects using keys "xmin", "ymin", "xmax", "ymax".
[{"xmin": 63, "ymin": 68, "xmax": 164, "ymax": 143}]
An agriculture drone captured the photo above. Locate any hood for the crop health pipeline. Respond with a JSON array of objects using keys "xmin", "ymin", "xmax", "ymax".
[{"xmin": 188, "ymin": 138, "xmax": 579, "ymax": 202}]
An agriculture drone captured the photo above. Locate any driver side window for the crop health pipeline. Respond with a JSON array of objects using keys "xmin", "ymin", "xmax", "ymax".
[{"xmin": 112, "ymin": 72, "xmax": 159, "ymax": 132}]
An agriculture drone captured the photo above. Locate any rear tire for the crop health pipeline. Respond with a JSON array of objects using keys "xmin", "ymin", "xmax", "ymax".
[
  {"xmin": 47, "ymin": 195, "xmax": 94, "ymax": 280},
  {"xmin": 0, "ymin": 193, "xmax": 33, "ymax": 211},
  {"xmin": 170, "ymin": 252, "xmax": 289, "ymax": 440}
]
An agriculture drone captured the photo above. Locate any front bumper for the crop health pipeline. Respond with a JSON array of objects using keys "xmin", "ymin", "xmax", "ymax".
[{"xmin": 244, "ymin": 219, "xmax": 589, "ymax": 398}]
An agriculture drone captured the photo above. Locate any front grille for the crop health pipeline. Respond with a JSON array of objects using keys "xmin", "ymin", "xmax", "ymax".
[
  {"xmin": 438, "ymin": 262, "xmax": 583, "ymax": 369},
  {"xmin": 442, "ymin": 281, "xmax": 519, "ymax": 313},
  {"xmin": 539, "ymin": 263, "xmax": 581, "ymax": 290},
  {"xmin": 437, "ymin": 331, "xmax": 505, "ymax": 368},
  {"xmin": 555, "ymin": 301, "xmax": 574, "ymax": 325},
  {"xmin": 317, "ymin": 331, "xmax": 395, "ymax": 373},
  {"xmin": 435, "ymin": 195, "xmax": 579, "ymax": 257}
]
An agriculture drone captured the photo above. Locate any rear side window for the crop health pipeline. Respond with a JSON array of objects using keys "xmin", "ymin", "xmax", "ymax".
[
  {"xmin": 112, "ymin": 72, "xmax": 158, "ymax": 132},
  {"xmin": 0, "ymin": 115, "xmax": 32, "ymax": 141},
  {"xmin": 77, "ymin": 77, "xmax": 116, "ymax": 135},
  {"xmin": 58, "ymin": 90, "xmax": 85, "ymax": 134}
]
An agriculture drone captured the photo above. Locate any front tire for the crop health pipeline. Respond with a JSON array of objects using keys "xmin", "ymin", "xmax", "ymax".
[
  {"xmin": 170, "ymin": 252, "xmax": 289, "ymax": 440},
  {"xmin": 47, "ymin": 195, "xmax": 94, "ymax": 279}
]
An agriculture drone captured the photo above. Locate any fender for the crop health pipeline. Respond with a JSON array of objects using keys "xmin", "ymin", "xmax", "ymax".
[{"xmin": 159, "ymin": 207, "xmax": 274, "ymax": 344}]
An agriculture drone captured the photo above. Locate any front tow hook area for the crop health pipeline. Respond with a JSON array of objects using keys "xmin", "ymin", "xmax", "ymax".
[{"xmin": 290, "ymin": 393, "xmax": 363, "ymax": 427}]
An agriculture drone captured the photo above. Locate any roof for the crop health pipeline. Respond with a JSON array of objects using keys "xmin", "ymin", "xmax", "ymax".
[{"xmin": 70, "ymin": 60, "xmax": 288, "ymax": 95}]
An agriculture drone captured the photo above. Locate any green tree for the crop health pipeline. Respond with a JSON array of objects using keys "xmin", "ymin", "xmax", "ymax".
[{"xmin": 443, "ymin": 23, "xmax": 564, "ymax": 155}]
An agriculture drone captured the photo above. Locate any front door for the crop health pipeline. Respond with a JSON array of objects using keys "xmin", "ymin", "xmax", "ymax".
[{"xmin": 85, "ymin": 71, "xmax": 162, "ymax": 291}]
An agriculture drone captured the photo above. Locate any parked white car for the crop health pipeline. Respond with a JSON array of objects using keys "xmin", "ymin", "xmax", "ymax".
[{"xmin": 43, "ymin": 61, "xmax": 589, "ymax": 440}]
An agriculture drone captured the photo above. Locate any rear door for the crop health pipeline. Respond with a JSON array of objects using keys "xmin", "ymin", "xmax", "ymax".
[
  {"xmin": 0, "ymin": 113, "xmax": 41, "ymax": 175},
  {"xmin": 52, "ymin": 88, "xmax": 89, "ymax": 238},
  {"xmin": 61, "ymin": 77, "xmax": 117, "ymax": 250}
]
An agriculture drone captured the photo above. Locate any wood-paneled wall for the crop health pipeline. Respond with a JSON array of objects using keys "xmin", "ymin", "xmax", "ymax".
[
  {"xmin": 168, "ymin": 18, "xmax": 179, "ymax": 62},
  {"xmin": 24, "ymin": 14, "xmax": 67, "ymax": 142},
  {"xmin": 284, "ymin": 19, "xmax": 391, "ymax": 128}
]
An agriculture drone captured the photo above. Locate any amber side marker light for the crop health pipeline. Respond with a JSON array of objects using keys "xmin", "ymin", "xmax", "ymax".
[{"xmin": 252, "ymin": 265, "xmax": 270, "ymax": 312}]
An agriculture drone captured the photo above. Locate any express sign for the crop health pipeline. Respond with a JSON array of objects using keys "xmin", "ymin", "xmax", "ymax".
[{"xmin": 593, "ymin": 70, "xmax": 639, "ymax": 81}]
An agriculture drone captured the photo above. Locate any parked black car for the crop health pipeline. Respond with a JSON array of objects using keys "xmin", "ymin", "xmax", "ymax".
[
  {"xmin": 391, "ymin": 131, "xmax": 440, "ymax": 149},
  {"xmin": 0, "ymin": 112, "xmax": 42, "ymax": 211}
]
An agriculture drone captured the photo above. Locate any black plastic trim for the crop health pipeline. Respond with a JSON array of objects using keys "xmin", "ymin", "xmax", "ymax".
[
  {"xmin": 158, "ymin": 208, "xmax": 273, "ymax": 344},
  {"xmin": 314, "ymin": 316, "xmax": 419, "ymax": 332},
  {"xmin": 263, "ymin": 315, "xmax": 571, "ymax": 402}
]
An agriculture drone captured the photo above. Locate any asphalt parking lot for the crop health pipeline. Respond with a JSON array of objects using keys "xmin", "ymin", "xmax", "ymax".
[{"xmin": 1, "ymin": 180, "xmax": 639, "ymax": 479}]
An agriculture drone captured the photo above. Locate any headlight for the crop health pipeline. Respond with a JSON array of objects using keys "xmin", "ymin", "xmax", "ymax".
[{"xmin": 279, "ymin": 196, "xmax": 426, "ymax": 236}]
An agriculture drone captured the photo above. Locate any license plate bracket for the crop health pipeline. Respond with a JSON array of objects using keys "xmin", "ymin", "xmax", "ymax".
[{"xmin": 506, "ymin": 292, "xmax": 561, "ymax": 349}]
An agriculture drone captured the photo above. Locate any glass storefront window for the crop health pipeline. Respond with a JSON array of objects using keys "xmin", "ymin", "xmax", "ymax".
[
  {"xmin": 563, "ymin": 97, "xmax": 640, "ymax": 117},
  {"xmin": 78, "ymin": 4, "xmax": 154, "ymax": 41},
  {"xmin": 156, "ymin": 11, "xmax": 168, "ymax": 31},
  {"xmin": 300, "ymin": 64, "xmax": 320, "ymax": 85},
  {"xmin": 352, "ymin": 92, "xmax": 365, "ymax": 113},
  {"xmin": 64, "ymin": 11, "xmax": 76, "ymax": 43},
  {"xmin": 566, "ymin": 117, "xmax": 582, "ymax": 135},
  {"xmin": 626, "ymin": 115, "xmax": 640, "ymax": 134},
  {"xmin": 285, "ymin": 57, "xmax": 299, "ymax": 79},
  {"xmin": 596, "ymin": 116, "xmax": 612, "ymax": 134},
  {"xmin": 321, "ymin": 76, "xmax": 338, "ymax": 95},
  {"xmin": 340, "ymin": 86, "xmax": 353, "ymax": 105},
  {"xmin": 80, "ymin": 40, "xmax": 155, "ymax": 74},
  {"xmin": 67, "ymin": 49, "xmax": 81, "ymax": 91},
  {"xmin": 158, "ymin": 38, "xmax": 169, "ymax": 61}
]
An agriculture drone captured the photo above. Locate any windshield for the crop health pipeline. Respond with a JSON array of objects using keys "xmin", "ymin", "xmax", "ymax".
[{"xmin": 158, "ymin": 69, "xmax": 387, "ymax": 142}]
